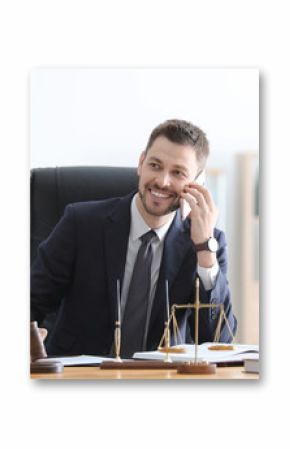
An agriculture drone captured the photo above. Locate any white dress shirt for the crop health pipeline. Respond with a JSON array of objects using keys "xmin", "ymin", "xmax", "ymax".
[{"xmin": 120, "ymin": 194, "xmax": 219, "ymax": 344}]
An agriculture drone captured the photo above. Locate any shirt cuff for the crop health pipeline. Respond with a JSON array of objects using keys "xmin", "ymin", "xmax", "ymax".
[{"xmin": 197, "ymin": 261, "xmax": 220, "ymax": 291}]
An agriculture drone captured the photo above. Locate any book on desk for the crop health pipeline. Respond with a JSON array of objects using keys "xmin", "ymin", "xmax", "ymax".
[
  {"xmin": 244, "ymin": 355, "xmax": 259, "ymax": 373},
  {"xmin": 47, "ymin": 342, "xmax": 259, "ymax": 367},
  {"xmin": 133, "ymin": 342, "xmax": 259, "ymax": 367}
]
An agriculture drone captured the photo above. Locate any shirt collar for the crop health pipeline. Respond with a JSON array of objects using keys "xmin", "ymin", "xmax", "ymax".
[{"xmin": 130, "ymin": 194, "xmax": 176, "ymax": 243}]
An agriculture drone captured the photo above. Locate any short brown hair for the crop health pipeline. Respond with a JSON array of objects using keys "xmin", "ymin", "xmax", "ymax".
[{"xmin": 145, "ymin": 119, "xmax": 210, "ymax": 169}]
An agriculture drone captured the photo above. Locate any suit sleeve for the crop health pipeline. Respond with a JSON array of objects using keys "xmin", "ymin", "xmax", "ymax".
[
  {"xmin": 30, "ymin": 204, "xmax": 77, "ymax": 325},
  {"xmin": 197, "ymin": 229, "xmax": 237, "ymax": 343}
]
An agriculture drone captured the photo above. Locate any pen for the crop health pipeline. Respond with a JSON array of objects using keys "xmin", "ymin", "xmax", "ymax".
[
  {"xmin": 164, "ymin": 280, "xmax": 172, "ymax": 362},
  {"xmin": 115, "ymin": 279, "xmax": 121, "ymax": 361},
  {"xmin": 117, "ymin": 279, "xmax": 121, "ymax": 324},
  {"xmin": 165, "ymin": 279, "xmax": 170, "ymax": 323}
]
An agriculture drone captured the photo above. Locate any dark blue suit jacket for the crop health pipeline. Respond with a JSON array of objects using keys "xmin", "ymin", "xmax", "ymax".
[{"xmin": 31, "ymin": 192, "xmax": 237, "ymax": 356}]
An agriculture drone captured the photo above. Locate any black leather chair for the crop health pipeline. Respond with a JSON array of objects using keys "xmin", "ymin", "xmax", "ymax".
[
  {"xmin": 31, "ymin": 165, "xmax": 138, "ymax": 263},
  {"xmin": 31, "ymin": 166, "xmax": 138, "ymax": 330}
]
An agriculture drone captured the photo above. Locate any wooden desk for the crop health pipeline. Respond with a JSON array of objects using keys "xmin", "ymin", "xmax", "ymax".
[{"xmin": 31, "ymin": 366, "xmax": 258, "ymax": 380}]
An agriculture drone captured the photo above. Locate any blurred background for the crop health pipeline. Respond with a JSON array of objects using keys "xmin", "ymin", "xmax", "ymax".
[{"xmin": 30, "ymin": 68, "xmax": 259, "ymax": 344}]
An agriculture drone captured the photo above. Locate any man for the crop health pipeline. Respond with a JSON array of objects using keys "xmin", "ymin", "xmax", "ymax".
[{"xmin": 31, "ymin": 119, "xmax": 237, "ymax": 357}]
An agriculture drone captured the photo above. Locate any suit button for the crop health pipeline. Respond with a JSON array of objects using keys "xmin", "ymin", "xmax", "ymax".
[{"xmin": 211, "ymin": 300, "xmax": 217, "ymax": 319}]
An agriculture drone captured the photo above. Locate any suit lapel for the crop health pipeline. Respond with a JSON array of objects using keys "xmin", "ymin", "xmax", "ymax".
[
  {"xmin": 147, "ymin": 212, "xmax": 193, "ymax": 338},
  {"xmin": 104, "ymin": 193, "xmax": 134, "ymax": 321}
]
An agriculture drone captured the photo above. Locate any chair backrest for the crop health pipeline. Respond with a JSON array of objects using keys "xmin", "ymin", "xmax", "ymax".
[{"xmin": 30, "ymin": 166, "xmax": 138, "ymax": 263}]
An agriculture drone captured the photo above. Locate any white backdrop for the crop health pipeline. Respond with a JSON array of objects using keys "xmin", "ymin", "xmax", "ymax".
[{"xmin": 31, "ymin": 68, "xmax": 258, "ymax": 168}]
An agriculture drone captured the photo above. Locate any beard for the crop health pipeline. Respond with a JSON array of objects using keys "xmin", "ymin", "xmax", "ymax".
[{"xmin": 138, "ymin": 183, "xmax": 180, "ymax": 217}]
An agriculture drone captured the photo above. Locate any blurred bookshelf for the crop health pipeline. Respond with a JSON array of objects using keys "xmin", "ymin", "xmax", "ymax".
[
  {"xmin": 206, "ymin": 168, "xmax": 227, "ymax": 233},
  {"xmin": 240, "ymin": 153, "xmax": 259, "ymax": 344}
]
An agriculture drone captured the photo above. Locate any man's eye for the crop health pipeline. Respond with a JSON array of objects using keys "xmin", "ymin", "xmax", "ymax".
[
  {"xmin": 149, "ymin": 163, "xmax": 160, "ymax": 170},
  {"xmin": 174, "ymin": 170, "xmax": 185, "ymax": 178}
]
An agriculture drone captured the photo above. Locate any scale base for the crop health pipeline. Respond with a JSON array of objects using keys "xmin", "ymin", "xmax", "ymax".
[
  {"xmin": 30, "ymin": 359, "xmax": 64, "ymax": 374},
  {"xmin": 177, "ymin": 361, "xmax": 217, "ymax": 375},
  {"xmin": 100, "ymin": 360, "xmax": 184, "ymax": 370}
]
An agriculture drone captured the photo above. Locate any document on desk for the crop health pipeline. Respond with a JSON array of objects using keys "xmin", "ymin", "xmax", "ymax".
[
  {"xmin": 47, "ymin": 355, "xmax": 117, "ymax": 366},
  {"xmin": 133, "ymin": 342, "xmax": 259, "ymax": 365}
]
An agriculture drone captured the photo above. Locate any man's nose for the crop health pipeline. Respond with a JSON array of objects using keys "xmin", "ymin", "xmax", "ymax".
[{"xmin": 154, "ymin": 171, "xmax": 171, "ymax": 188}]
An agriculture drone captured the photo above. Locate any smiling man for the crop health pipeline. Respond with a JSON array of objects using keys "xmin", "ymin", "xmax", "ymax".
[{"xmin": 31, "ymin": 119, "xmax": 237, "ymax": 357}]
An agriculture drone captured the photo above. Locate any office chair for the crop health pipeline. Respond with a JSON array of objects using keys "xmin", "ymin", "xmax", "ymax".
[{"xmin": 31, "ymin": 165, "xmax": 138, "ymax": 331}]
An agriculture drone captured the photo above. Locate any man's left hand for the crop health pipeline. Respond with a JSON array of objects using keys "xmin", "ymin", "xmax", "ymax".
[{"xmin": 180, "ymin": 184, "xmax": 218, "ymax": 267}]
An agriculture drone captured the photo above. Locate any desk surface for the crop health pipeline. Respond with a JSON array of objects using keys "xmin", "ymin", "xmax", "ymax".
[{"xmin": 30, "ymin": 366, "xmax": 258, "ymax": 380}]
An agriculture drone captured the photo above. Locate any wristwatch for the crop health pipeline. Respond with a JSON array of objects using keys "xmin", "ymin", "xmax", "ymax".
[{"xmin": 194, "ymin": 237, "xmax": 219, "ymax": 253}]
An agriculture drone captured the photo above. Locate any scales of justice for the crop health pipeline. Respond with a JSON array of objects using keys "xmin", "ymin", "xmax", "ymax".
[{"xmin": 101, "ymin": 276, "xmax": 235, "ymax": 374}]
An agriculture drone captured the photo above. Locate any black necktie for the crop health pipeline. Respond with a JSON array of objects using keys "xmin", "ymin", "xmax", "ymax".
[{"xmin": 121, "ymin": 230, "xmax": 156, "ymax": 357}]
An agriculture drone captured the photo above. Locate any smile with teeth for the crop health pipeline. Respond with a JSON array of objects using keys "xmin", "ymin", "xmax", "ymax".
[{"xmin": 149, "ymin": 188, "xmax": 173, "ymax": 199}]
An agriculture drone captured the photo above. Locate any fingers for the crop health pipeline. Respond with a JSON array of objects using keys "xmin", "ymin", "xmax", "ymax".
[
  {"xmin": 181, "ymin": 192, "xmax": 206, "ymax": 213},
  {"xmin": 181, "ymin": 185, "xmax": 208, "ymax": 211},
  {"xmin": 186, "ymin": 183, "xmax": 215, "ymax": 211},
  {"xmin": 191, "ymin": 183, "xmax": 215, "ymax": 209}
]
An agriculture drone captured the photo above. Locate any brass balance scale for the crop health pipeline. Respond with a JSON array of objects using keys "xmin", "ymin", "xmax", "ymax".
[
  {"xmin": 157, "ymin": 277, "xmax": 236, "ymax": 374},
  {"xmin": 101, "ymin": 277, "xmax": 236, "ymax": 374}
]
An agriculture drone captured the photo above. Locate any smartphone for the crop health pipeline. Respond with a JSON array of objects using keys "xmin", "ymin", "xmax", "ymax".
[{"xmin": 180, "ymin": 170, "xmax": 206, "ymax": 219}]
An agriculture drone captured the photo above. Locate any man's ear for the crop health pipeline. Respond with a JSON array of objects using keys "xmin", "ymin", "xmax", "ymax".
[{"xmin": 137, "ymin": 151, "xmax": 146, "ymax": 176}]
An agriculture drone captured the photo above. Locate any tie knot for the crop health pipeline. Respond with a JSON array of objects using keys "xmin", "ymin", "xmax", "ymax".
[{"xmin": 140, "ymin": 230, "xmax": 156, "ymax": 245}]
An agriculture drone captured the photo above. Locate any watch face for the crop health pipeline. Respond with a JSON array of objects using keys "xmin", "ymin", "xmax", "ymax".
[{"xmin": 208, "ymin": 237, "xmax": 219, "ymax": 252}]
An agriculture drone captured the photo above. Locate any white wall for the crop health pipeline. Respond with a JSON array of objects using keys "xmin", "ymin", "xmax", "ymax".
[
  {"xmin": 31, "ymin": 68, "xmax": 258, "ymax": 168},
  {"xmin": 30, "ymin": 68, "xmax": 259, "ymax": 341}
]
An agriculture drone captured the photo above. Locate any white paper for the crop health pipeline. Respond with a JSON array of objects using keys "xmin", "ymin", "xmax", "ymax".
[
  {"xmin": 133, "ymin": 342, "xmax": 259, "ymax": 364},
  {"xmin": 47, "ymin": 355, "xmax": 116, "ymax": 366}
]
